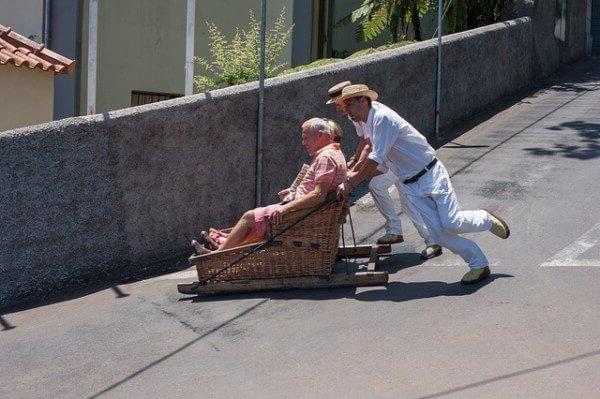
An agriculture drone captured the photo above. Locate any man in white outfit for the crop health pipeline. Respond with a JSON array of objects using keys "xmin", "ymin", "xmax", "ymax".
[
  {"xmin": 336, "ymin": 84, "xmax": 510, "ymax": 285},
  {"xmin": 327, "ymin": 81, "xmax": 442, "ymax": 259}
]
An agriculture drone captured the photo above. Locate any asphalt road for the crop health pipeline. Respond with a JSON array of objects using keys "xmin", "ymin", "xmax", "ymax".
[{"xmin": 3, "ymin": 58, "xmax": 600, "ymax": 399}]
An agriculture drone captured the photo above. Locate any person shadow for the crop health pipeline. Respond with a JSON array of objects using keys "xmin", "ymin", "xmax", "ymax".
[{"xmin": 354, "ymin": 274, "xmax": 513, "ymax": 303}]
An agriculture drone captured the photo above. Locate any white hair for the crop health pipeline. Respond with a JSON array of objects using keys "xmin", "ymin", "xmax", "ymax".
[
  {"xmin": 324, "ymin": 118, "xmax": 342, "ymax": 142},
  {"xmin": 303, "ymin": 117, "xmax": 333, "ymax": 138}
]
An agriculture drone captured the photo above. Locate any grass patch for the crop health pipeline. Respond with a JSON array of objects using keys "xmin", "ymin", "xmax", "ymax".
[{"xmin": 278, "ymin": 40, "xmax": 416, "ymax": 76}]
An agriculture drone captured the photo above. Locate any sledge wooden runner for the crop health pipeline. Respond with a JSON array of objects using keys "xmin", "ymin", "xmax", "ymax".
[
  {"xmin": 178, "ymin": 197, "xmax": 391, "ymax": 297},
  {"xmin": 178, "ymin": 271, "xmax": 388, "ymax": 296}
]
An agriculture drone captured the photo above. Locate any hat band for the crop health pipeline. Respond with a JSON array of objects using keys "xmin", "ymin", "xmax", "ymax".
[{"xmin": 329, "ymin": 90, "xmax": 342, "ymax": 99}]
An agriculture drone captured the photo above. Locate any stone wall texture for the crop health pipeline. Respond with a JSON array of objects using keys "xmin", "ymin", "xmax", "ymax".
[{"xmin": 0, "ymin": 0, "xmax": 589, "ymax": 308}]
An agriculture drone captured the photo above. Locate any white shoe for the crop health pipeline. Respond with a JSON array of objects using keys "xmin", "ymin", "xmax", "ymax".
[{"xmin": 487, "ymin": 211, "xmax": 510, "ymax": 239}]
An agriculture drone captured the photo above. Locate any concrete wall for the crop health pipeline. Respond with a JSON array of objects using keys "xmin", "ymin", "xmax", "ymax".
[
  {"xmin": 0, "ymin": 0, "xmax": 43, "ymax": 42},
  {"xmin": 531, "ymin": 0, "xmax": 589, "ymax": 77},
  {"xmin": 0, "ymin": 65, "xmax": 54, "ymax": 132},
  {"xmin": 0, "ymin": 0, "xmax": 590, "ymax": 307},
  {"xmin": 78, "ymin": 0, "xmax": 294, "ymax": 114}
]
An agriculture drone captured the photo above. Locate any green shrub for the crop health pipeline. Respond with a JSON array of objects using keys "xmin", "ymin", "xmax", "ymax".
[{"xmin": 194, "ymin": 9, "xmax": 293, "ymax": 91}]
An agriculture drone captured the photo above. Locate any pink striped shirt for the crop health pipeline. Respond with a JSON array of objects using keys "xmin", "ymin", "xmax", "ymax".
[
  {"xmin": 251, "ymin": 143, "xmax": 347, "ymax": 240},
  {"xmin": 296, "ymin": 143, "xmax": 347, "ymax": 197}
]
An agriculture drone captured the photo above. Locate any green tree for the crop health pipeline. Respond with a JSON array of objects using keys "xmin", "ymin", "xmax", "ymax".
[
  {"xmin": 194, "ymin": 9, "xmax": 293, "ymax": 91},
  {"xmin": 444, "ymin": 0, "xmax": 511, "ymax": 34},
  {"xmin": 336, "ymin": 0, "xmax": 431, "ymax": 43}
]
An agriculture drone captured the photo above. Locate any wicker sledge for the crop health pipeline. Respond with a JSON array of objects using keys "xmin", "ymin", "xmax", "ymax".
[{"xmin": 178, "ymin": 196, "xmax": 390, "ymax": 296}]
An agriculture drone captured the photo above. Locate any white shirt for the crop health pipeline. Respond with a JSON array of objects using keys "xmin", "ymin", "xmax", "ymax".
[
  {"xmin": 350, "ymin": 117, "xmax": 365, "ymax": 138},
  {"xmin": 362, "ymin": 101, "xmax": 436, "ymax": 180}
]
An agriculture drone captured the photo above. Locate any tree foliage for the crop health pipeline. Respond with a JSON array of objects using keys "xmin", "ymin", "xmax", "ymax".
[
  {"xmin": 444, "ymin": 0, "xmax": 512, "ymax": 34},
  {"xmin": 337, "ymin": 0, "xmax": 512, "ymax": 43},
  {"xmin": 336, "ymin": 0, "xmax": 431, "ymax": 43},
  {"xmin": 194, "ymin": 9, "xmax": 293, "ymax": 91}
]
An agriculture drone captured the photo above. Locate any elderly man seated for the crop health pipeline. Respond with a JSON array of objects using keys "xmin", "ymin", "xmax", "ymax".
[{"xmin": 193, "ymin": 117, "xmax": 347, "ymax": 254}]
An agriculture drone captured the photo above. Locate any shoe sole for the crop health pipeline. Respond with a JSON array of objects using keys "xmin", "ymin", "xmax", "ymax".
[
  {"xmin": 420, "ymin": 247, "xmax": 443, "ymax": 260},
  {"xmin": 460, "ymin": 267, "xmax": 491, "ymax": 285},
  {"xmin": 376, "ymin": 237, "xmax": 404, "ymax": 245},
  {"xmin": 486, "ymin": 210, "xmax": 510, "ymax": 239}
]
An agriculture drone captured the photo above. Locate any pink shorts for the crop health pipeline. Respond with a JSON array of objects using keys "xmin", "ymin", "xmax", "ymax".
[{"xmin": 253, "ymin": 204, "xmax": 281, "ymax": 239}]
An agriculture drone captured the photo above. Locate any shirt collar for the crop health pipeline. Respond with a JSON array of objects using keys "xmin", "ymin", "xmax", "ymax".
[
  {"xmin": 315, "ymin": 142, "xmax": 340, "ymax": 157},
  {"xmin": 366, "ymin": 105, "xmax": 375, "ymax": 126}
]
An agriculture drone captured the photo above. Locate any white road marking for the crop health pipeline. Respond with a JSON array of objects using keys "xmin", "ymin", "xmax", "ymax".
[{"xmin": 541, "ymin": 221, "xmax": 600, "ymax": 267}]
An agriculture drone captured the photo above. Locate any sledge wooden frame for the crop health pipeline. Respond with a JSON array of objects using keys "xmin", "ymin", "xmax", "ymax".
[
  {"xmin": 177, "ymin": 199, "xmax": 391, "ymax": 296},
  {"xmin": 177, "ymin": 244, "xmax": 391, "ymax": 296}
]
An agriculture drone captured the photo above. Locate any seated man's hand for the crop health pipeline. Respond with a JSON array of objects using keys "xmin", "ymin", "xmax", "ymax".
[
  {"xmin": 337, "ymin": 180, "xmax": 354, "ymax": 199},
  {"xmin": 267, "ymin": 204, "xmax": 285, "ymax": 224},
  {"xmin": 277, "ymin": 188, "xmax": 291, "ymax": 201}
]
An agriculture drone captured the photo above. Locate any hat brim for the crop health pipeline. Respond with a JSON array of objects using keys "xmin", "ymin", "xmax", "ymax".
[
  {"xmin": 338, "ymin": 89, "xmax": 379, "ymax": 103},
  {"xmin": 325, "ymin": 96, "xmax": 343, "ymax": 105}
]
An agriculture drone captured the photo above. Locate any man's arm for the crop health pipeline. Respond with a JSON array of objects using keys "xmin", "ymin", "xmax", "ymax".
[
  {"xmin": 352, "ymin": 138, "xmax": 372, "ymax": 171},
  {"xmin": 282, "ymin": 180, "xmax": 329, "ymax": 213},
  {"xmin": 269, "ymin": 180, "xmax": 330, "ymax": 224},
  {"xmin": 348, "ymin": 137, "xmax": 369, "ymax": 169},
  {"xmin": 337, "ymin": 158, "xmax": 382, "ymax": 199},
  {"xmin": 349, "ymin": 158, "xmax": 382, "ymax": 188}
]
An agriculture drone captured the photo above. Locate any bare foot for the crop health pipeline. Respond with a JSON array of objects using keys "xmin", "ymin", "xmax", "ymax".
[{"xmin": 200, "ymin": 230, "xmax": 219, "ymax": 250}]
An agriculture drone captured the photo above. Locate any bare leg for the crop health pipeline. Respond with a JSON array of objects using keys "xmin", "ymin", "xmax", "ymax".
[{"xmin": 219, "ymin": 210, "xmax": 256, "ymax": 250}]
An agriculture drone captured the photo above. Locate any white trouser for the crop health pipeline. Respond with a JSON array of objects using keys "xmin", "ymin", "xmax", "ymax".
[
  {"xmin": 369, "ymin": 169, "xmax": 434, "ymax": 245},
  {"xmin": 403, "ymin": 161, "xmax": 492, "ymax": 269}
]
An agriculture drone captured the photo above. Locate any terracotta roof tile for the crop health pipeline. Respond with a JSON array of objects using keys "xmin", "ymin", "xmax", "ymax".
[{"xmin": 0, "ymin": 24, "xmax": 75, "ymax": 75}]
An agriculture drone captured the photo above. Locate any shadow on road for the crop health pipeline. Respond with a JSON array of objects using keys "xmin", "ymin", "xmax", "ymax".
[
  {"xmin": 1, "ymin": 252, "xmax": 191, "ymax": 315},
  {"xmin": 414, "ymin": 348, "xmax": 600, "ymax": 399},
  {"xmin": 354, "ymin": 274, "xmax": 513, "ymax": 302},
  {"xmin": 0, "ymin": 315, "xmax": 16, "ymax": 331},
  {"xmin": 85, "ymin": 298, "xmax": 269, "ymax": 399},
  {"xmin": 524, "ymin": 120, "xmax": 600, "ymax": 160},
  {"xmin": 443, "ymin": 141, "xmax": 490, "ymax": 149}
]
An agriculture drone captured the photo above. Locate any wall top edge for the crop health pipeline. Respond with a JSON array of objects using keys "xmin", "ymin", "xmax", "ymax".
[{"xmin": 0, "ymin": 16, "xmax": 533, "ymax": 138}]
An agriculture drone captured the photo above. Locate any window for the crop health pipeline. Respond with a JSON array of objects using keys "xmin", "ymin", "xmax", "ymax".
[{"xmin": 130, "ymin": 91, "xmax": 182, "ymax": 106}]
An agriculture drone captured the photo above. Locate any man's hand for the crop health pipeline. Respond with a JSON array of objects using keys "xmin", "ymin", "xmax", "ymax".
[
  {"xmin": 347, "ymin": 157, "xmax": 356, "ymax": 170},
  {"xmin": 268, "ymin": 204, "xmax": 285, "ymax": 224},
  {"xmin": 337, "ymin": 180, "xmax": 354, "ymax": 199},
  {"xmin": 277, "ymin": 188, "xmax": 291, "ymax": 201}
]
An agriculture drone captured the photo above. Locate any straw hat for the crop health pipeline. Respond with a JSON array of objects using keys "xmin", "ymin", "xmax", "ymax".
[
  {"xmin": 338, "ymin": 84, "xmax": 379, "ymax": 103},
  {"xmin": 325, "ymin": 80, "xmax": 352, "ymax": 104}
]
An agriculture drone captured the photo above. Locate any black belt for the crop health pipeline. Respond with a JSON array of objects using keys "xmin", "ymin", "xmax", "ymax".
[{"xmin": 403, "ymin": 158, "xmax": 438, "ymax": 184}]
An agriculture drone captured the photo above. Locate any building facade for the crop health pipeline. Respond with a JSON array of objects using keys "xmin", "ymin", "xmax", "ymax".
[{"xmin": 0, "ymin": 24, "xmax": 75, "ymax": 131}]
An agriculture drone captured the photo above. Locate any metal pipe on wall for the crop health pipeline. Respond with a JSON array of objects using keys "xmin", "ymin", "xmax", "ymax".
[
  {"xmin": 185, "ymin": 0, "xmax": 196, "ymax": 96},
  {"xmin": 43, "ymin": 0, "xmax": 51, "ymax": 47},
  {"xmin": 435, "ymin": 0, "xmax": 442, "ymax": 140},
  {"xmin": 255, "ymin": 0, "xmax": 267, "ymax": 207},
  {"xmin": 586, "ymin": 0, "xmax": 593, "ymax": 56},
  {"xmin": 87, "ymin": 0, "xmax": 98, "ymax": 115}
]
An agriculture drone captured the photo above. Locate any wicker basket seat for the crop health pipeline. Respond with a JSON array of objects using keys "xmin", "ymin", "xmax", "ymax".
[{"xmin": 189, "ymin": 199, "xmax": 346, "ymax": 282}]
